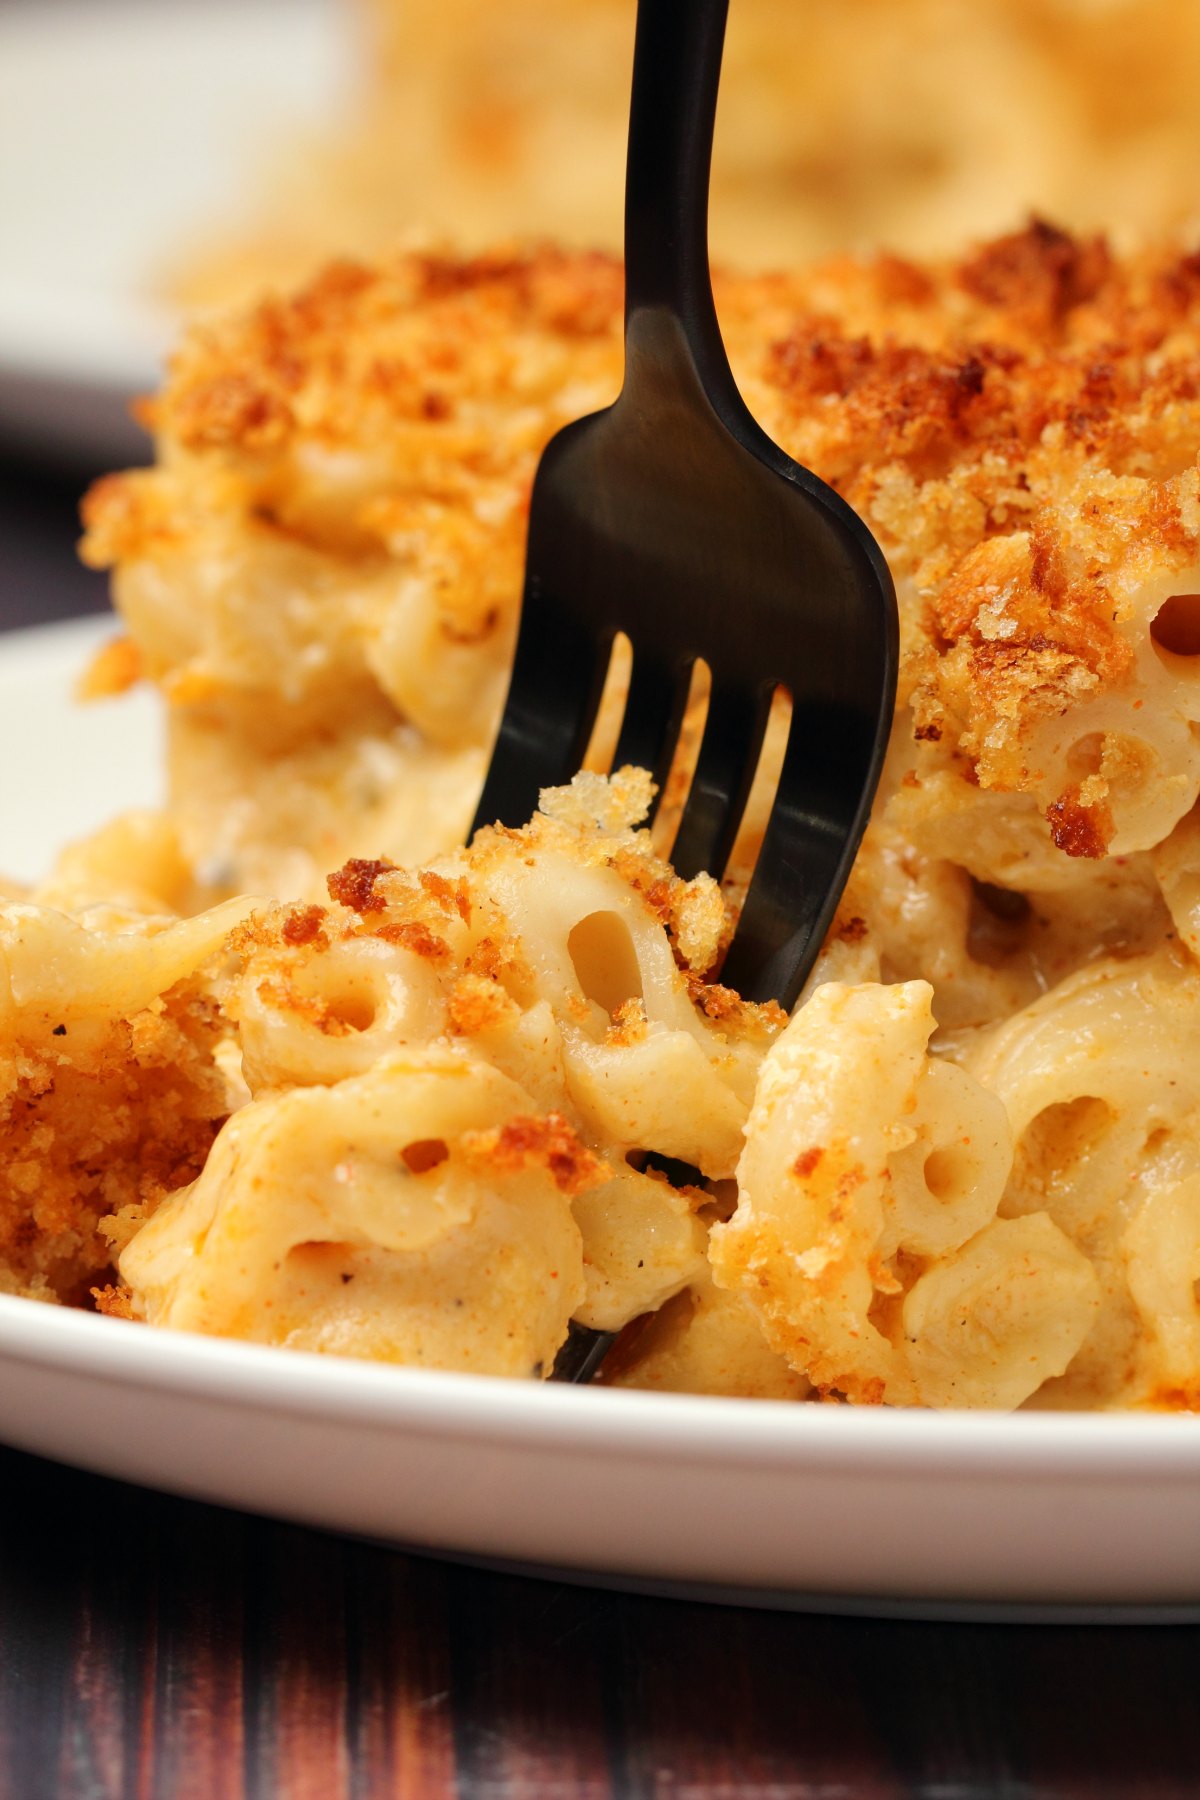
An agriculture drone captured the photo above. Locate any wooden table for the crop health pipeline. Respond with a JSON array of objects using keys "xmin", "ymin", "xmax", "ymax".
[
  {"xmin": 3, "ymin": 459, "xmax": 1200, "ymax": 1799},
  {"xmin": 3, "ymin": 1439, "xmax": 1200, "ymax": 1798}
]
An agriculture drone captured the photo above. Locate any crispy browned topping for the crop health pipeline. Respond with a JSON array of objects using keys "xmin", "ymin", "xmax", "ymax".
[
  {"xmin": 605, "ymin": 998, "xmax": 648, "ymax": 1047},
  {"xmin": 75, "ymin": 635, "xmax": 143, "ymax": 701},
  {"xmin": 251, "ymin": 974, "xmax": 330, "ymax": 1030},
  {"xmin": 956, "ymin": 218, "xmax": 1112, "ymax": 323},
  {"xmin": 690, "ymin": 980, "xmax": 744, "ymax": 1022},
  {"xmin": 0, "ymin": 991, "xmax": 226, "ymax": 1302},
  {"xmin": 91, "ymin": 1282, "xmax": 138, "ymax": 1320},
  {"xmin": 680, "ymin": 972, "xmax": 786, "ymax": 1032},
  {"xmin": 326, "ymin": 858, "xmax": 397, "ymax": 914},
  {"xmin": 445, "ymin": 974, "xmax": 513, "ymax": 1037},
  {"xmin": 373, "ymin": 920, "xmax": 451, "ymax": 961},
  {"xmin": 418, "ymin": 870, "xmax": 472, "ymax": 923},
  {"xmin": 463, "ymin": 936, "xmax": 511, "ymax": 982},
  {"xmin": 464, "ymin": 1112, "xmax": 607, "ymax": 1196},
  {"xmin": 1045, "ymin": 790, "xmax": 1114, "ymax": 859},
  {"xmin": 82, "ymin": 227, "xmax": 1200, "ymax": 862},
  {"xmin": 280, "ymin": 903, "xmax": 328, "ymax": 946}
]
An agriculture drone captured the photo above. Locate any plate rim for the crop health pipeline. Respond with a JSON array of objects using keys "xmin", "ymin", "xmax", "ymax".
[{"xmin": 3, "ymin": 1293, "xmax": 1198, "ymax": 1479}]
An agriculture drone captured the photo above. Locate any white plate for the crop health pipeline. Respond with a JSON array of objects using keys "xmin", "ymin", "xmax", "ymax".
[
  {"xmin": 3, "ymin": 617, "xmax": 1200, "ymax": 1619},
  {"xmin": 0, "ymin": 615, "xmax": 162, "ymax": 884},
  {"xmin": 0, "ymin": 0, "xmax": 352, "ymax": 464}
]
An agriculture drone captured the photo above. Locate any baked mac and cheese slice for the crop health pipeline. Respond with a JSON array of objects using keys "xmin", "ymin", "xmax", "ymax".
[
  {"xmin": 40, "ymin": 226, "xmax": 1200, "ymax": 1406},
  {"xmin": 81, "ymin": 230, "xmax": 1200, "ymax": 1019}
]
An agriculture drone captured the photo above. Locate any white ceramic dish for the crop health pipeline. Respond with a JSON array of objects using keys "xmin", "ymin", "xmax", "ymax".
[
  {"xmin": 0, "ymin": 0, "xmax": 351, "ymax": 464},
  {"xmin": 2, "ymin": 616, "xmax": 1200, "ymax": 1620},
  {"xmin": 0, "ymin": 615, "xmax": 161, "ymax": 885}
]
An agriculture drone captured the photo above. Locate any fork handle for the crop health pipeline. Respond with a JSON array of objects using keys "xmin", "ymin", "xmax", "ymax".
[{"xmin": 623, "ymin": 0, "xmax": 732, "ymax": 386}]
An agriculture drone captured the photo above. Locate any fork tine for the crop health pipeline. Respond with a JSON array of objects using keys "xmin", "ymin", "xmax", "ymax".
[
  {"xmin": 471, "ymin": 579, "xmax": 612, "ymax": 836},
  {"xmin": 666, "ymin": 679, "xmax": 773, "ymax": 880},
  {"xmin": 721, "ymin": 698, "xmax": 870, "ymax": 1010},
  {"xmin": 610, "ymin": 648, "xmax": 694, "ymax": 827}
]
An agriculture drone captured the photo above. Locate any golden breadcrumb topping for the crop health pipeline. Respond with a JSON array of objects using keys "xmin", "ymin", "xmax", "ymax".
[
  {"xmin": 0, "ymin": 988, "xmax": 226, "ymax": 1304},
  {"xmin": 84, "ymin": 227, "xmax": 1200, "ymax": 888}
]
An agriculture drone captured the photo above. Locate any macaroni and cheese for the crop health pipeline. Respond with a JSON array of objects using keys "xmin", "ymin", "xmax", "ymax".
[{"xmin": 6, "ymin": 224, "xmax": 1200, "ymax": 1407}]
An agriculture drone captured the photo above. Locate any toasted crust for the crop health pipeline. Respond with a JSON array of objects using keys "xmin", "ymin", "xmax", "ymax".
[
  {"xmin": 47, "ymin": 227, "xmax": 1200, "ymax": 1404},
  {"xmin": 83, "ymin": 226, "xmax": 1200, "ymax": 873},
  {"xmin": 0, "ymin": 993, "xmax": 226, "ymax": 1303}
]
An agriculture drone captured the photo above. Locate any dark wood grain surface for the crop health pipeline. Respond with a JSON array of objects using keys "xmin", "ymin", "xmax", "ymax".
[
  {"xmin": 3, "ymin": 1439, "xmax": 1200, "ymax": 1800},
  {"xmin": 3, "ymin": 462, "xmax": 1200, "ymax": 1800}
]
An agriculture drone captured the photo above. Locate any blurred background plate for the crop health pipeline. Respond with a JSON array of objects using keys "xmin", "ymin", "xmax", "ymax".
[
  {"xmin": 0, "ymin": 615, "xmax": 161, "ymax": 882},
  {"xmin": 0, "ymin": 0, "xmax": 351, "ymax": 465}
]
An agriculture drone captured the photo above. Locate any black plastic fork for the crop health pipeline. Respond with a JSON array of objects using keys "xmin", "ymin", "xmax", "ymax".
[{"xmin": 471, "ymin": 0, "xmax": 898, "ymax": 1382}]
